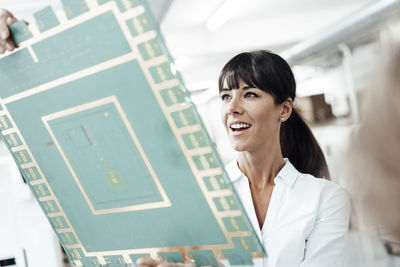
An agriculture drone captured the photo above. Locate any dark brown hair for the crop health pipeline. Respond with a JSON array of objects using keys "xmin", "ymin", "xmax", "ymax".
[{"xmin": 219, "ymin": 50, "xmax": 330, "ymax": 179}]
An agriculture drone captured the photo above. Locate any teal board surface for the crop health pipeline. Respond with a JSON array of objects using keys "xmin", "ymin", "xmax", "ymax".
[
  {"xmin": 0, "ymin": 1, "xmax": 266, "ymax": 266},
  {"xmin": 34, "ymin": 6, "xmax": 60, "ymax": 33}
]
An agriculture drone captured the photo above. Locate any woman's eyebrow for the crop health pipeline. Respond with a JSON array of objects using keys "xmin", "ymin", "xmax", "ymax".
[
  {"xmin": 241, "ymin": 86, "xmax": 255, "ymax": 90},
  {"xmin": 220, "ymin": 86, "xmax": 256, "ymax": 92}
]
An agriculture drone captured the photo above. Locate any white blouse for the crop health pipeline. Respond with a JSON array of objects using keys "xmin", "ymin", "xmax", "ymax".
[{"xmin": 224, "ymin": 158, "xmax": 350, "ymax": 267}]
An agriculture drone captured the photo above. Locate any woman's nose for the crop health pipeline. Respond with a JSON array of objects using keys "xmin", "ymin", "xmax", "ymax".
[{"xmin": 227, "ymin": 95, "xmax": 243, "ymax": 115}]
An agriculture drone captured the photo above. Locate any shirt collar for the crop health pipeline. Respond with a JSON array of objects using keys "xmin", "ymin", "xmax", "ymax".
[
  {"xmin": 225, "ymin": 159, "xmax": 244, "ymax": 183},
  {"xmin": 225, "ymin": 158, "xmax": 299, "ymax": 188},
  {"xmin": 276, "ymin": 158, "xmax": 298, "ymax": 187}
]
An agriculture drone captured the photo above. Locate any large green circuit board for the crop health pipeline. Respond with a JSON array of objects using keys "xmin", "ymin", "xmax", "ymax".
[{"xmin": 0, "ymin": 1, "xmax": 266, "ymax": 266}]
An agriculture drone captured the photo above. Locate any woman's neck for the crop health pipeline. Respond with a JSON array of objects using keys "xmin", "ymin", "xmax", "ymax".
[{"xmin": 237, "ymin": 143, "xmax": 285, "ymax": 190}]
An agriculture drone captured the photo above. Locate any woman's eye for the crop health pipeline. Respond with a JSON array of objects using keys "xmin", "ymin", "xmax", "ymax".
[
  {"xmin": 245, "ymin": 92, "xmax": 258, "ymax": 98},
  {"xmin": 221, "ymin": 94, "xmax": 230, "ymax": 101}
]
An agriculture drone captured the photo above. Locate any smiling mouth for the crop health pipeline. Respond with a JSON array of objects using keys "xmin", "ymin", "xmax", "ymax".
[{"xmin": 230, "ymin": 123, "xmax": 251, "ymax": 132}]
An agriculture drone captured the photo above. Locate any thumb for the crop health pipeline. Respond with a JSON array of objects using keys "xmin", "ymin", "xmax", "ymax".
[
  {"xmin": 7, "ymin": 16, "xmax": 18, "ymax": 26},
  {"xmin": 0, "ymin": 12, "xmax": 10, "ymax": 40}
]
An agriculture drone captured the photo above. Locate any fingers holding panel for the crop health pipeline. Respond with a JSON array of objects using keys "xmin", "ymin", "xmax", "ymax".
[
  {"xmin": 0, "ymin": 8, "xmax": 18, "ymax": 54},
  {"xmin": 136, "ymin": 257, "xmax": 160, "ymax": 267},
  {"xmin": 158, "ymin": 262, "xmax": 196, "ymax": 267},
  {"xmin": 136, "ymin": 257, "xmax": 197, "ymax": 267},
  {"xmin": 0, "ymin": 10, "xmax": 10, "ymax": 41}
]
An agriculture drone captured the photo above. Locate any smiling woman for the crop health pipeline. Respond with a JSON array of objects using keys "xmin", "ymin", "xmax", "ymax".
[
  {"xmin": 212, "ymin": 50, "xmax": 350, "ymax": 267},
  {"xmin": 138, "ymin": 50, "xmax": 350, "ymax": 267},
  {"xmin": 219, "ymin": 51, "xmax": 349, "ymax": 267},
  {"xmin": 220, "ymin": 83, "xmax": 282, "ymax": 155},
  {"xmin": 219, "ymin": 50, "xmax": 330, "ymax": 180}
]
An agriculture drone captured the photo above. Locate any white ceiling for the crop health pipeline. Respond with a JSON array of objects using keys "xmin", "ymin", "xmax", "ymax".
[
  {"xmin": 160, "ymin": 0, "xmax": 380, "ymax": 90},
  {"xmin": 162, "ymin": 0, "xmax": 374, "ymax": 55}
]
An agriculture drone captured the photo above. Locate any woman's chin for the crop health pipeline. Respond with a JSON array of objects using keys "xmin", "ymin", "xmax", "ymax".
[{"xmin": 231, "ymin": 143, "xmax": 250, "ymax": 152}]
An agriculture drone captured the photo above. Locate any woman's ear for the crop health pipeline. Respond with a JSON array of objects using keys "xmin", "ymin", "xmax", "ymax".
[{"xmin": 280, "ymin": 98, "xmax": 293, "ymax": 122}]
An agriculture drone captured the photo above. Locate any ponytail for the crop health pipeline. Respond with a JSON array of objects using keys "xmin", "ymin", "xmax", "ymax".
[{"xmin": 280, "ymin": 108, "xmax": 330, "ymax": 179}]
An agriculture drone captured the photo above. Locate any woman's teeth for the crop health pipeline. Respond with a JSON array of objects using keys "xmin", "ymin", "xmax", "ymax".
[{"xmin": 230, "ymin": 123, "xmax": 251, "ymax": 131}]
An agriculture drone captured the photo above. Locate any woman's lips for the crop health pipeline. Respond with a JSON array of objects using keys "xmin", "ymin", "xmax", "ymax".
[{"xmin": 230, "ymin": 125, "xmax": 251, "ymax": 136}]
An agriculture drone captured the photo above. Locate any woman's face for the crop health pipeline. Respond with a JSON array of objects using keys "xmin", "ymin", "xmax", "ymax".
[{"xmin": 220, "ymin": 79, "xmax": 284, "ymax": 152}]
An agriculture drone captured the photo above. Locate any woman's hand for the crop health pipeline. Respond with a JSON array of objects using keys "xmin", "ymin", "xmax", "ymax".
[
  {"xmin": 0, "ymin": 8, "xmax": 18, "ymax": 54},
  {"xmin": 136, "ymin": 257, "xmax": 197, "ymax": 267}
]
